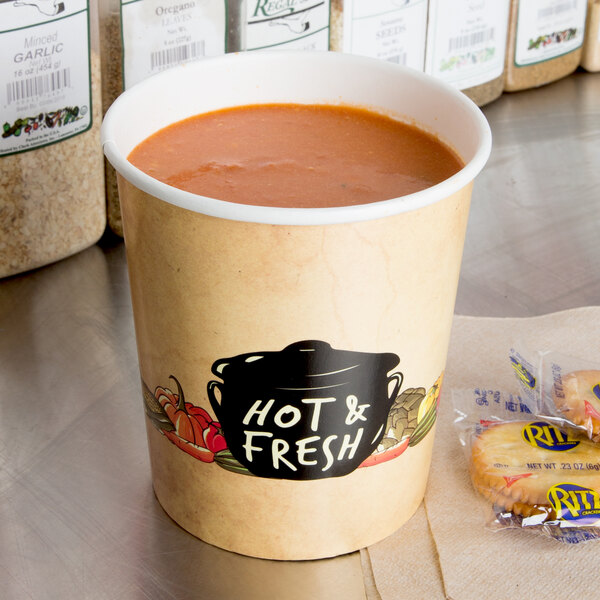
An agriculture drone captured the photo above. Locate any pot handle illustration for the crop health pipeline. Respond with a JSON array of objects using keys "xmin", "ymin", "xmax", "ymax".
[
  {"xmin": 388, "ymin": 372, "xmax": 403, "ymax": 402},
  {"xmin": 207, "ymin": 380, "xmax": 223, "ymax": 423}
]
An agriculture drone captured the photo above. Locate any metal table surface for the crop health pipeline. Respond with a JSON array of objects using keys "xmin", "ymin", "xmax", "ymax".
[{"xmin": 1, "ymin": 70, "xmax": 599, "ymax": 599}]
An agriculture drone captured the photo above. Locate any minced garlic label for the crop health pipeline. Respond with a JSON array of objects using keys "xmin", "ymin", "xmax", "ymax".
[{"xmin": 0, "ymin": 0, "xmax": 92, "ymax": 155}]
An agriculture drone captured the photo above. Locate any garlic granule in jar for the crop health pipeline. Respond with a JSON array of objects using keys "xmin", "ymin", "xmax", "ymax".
[{"xmin": 0, "ymin": 0, "xmax": 106, "ymax": 278}]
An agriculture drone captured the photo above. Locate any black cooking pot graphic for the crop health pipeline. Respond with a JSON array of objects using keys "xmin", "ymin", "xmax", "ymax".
[{"xmin": 207, "ymin": 340, "xmax": 402, "ymax": 480}]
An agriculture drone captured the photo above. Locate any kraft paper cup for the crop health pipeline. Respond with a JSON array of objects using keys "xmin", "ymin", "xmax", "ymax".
[{"xmin": 102, "ymin": 51, "xmax": 491, "ymax": 561}]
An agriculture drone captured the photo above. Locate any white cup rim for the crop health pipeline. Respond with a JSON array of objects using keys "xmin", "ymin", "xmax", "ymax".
[{"xmin": 102, "ymin": 51, "xmax": 492, "ymax": 226}]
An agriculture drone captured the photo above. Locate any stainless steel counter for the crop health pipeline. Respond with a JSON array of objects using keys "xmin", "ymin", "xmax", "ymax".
[
  {"xmin": 457, "ymin": 70, "xmax": 600, "ymax": 316},
  {"xmin": 1, "ymin": 70, "xmax": 599, "ymax": 599}
]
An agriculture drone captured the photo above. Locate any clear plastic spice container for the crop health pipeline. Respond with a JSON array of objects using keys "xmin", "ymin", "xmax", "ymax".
[
  {"xmin": 330, "ymin": 0, "xmax": 428, "ymax": 72},
  {"xmin": 0, "ymin": 0, "xmax": 106, "ymax": 279},
  {"xmin": 581, "ymin": 0, "xmax": 600, "ymax": 71},
  {"xmin": 98, "ymin": 0, "xmax": 234, "ymax": 236},
  {"xmin": 504, "ymin": 0, "xmax": 588, "ymax": 91},
  {"xmin": 244, "ymin": 0, "xmax": 331, "ymax": 51},
  {"xmin": 425, "ymin": 0, "xmax": 511, "ymax": 107}
]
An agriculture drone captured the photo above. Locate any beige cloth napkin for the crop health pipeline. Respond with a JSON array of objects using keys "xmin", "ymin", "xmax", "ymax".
[
  {"xmin": 368, "ymin": 307, "xmax": 600, "ymax": 600},
  {"xmin": 366, "ymin": 503, "xmax": 444, "ymax": 599}
]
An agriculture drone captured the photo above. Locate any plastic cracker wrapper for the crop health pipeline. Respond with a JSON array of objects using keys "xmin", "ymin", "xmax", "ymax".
[
  {"xmin": 509, "ymin": 348, "xmax": 600, "ymax": 443},
  {"xmin": 453, "ymin": 384, "xmax": 600, "ymax": 544}
]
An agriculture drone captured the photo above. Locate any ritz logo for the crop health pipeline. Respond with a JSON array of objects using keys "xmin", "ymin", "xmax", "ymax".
[
  {"xmin": 521, "ymin": 421, "xmax": 580, "ymax": 452},
  {"xmin": 548, "ymin": 483, "xmax": 600, "ymax": 523},
  {"xmin": 510, "ymin": 356, "xmax": 536, "ymax": 389}
]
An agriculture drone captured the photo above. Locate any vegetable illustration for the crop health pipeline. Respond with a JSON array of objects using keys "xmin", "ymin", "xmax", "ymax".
[
  {"xmin": 143, "ymin": 376, "xmax": 227, "ymax": 463},
  {"xmin": 2, "ymin": 107, "xmax": 81, "ymax": 139},
  {"xmin": 359, "ymin": 374, "xmax": 442, "ymax": 467},
  {"xmin": 359, "ymin": 438, "xmax": 410, "ymax": 467},
  {"xmin": 143, "ymin": 371, "xmax": 442, "ymax": 474},
  {"xmin": 528, "ymin": 28, "xmax": 578, "ymax": 51}
]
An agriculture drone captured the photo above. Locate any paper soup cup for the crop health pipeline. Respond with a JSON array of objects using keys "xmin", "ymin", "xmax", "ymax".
[{"xmin": 102, "ymin": 51, "xmax": 491, "ymax": 561}]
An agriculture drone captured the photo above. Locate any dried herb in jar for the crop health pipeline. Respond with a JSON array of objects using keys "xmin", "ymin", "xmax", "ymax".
[{"xmin": 504, "ymin": 0, "xmax": 588, "ymax": 92}]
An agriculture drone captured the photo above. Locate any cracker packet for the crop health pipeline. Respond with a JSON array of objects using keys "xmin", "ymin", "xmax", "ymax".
[
  {"xmin": 453, "ymin": 383, "xmax": 600, "ymax": 544},
  {"xmin": 509, "ymin": 348, "xmax": 600, "ymax": 443}
]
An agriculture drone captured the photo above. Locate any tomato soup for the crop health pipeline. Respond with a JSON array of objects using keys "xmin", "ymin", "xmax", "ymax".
[{"xmin": 128, "ymin": 104, "xmax": 464, "ymax": 209}]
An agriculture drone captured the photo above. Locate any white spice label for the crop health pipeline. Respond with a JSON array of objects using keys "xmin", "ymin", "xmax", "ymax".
[
  {"xmin": 341, "ymin": 0, "xmax": 428, "ymax": 70},
  {"xmin": 120, "ymin": 0, "xmax": 226, "ymax": 89},
  {"xmin": 425, "ymin": 0, "xmax": 510, "ymax": 90},
  {"xmin": 0, "ymin": 0, "xmax": 92, "ymax": 156},
  {"xmin": 245, "ymin": 0, "xmax": 330, "ymax": 51},
  {"xmin": 514, "ymin": 0, "xmax": 587, "ymax": 66}
]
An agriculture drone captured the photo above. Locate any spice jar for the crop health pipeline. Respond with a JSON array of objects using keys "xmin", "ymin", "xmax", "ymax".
[
  {"xmin": 329, "ymin": 0, "xmax": 428, "ymax": 71},
  {"xmin": 0, "ymin": 0, "xmax": 106, "ymax": 279},
  {"xmin": 425, "ymin": 0, "xmax": 511, "ymax": 107},
  {"xmin": 98, "ymin": 0, "xmax": 234, "ymax": 237},
  {"xmin": 244, "ymin": 0, "xmax": 332, "ymax": 51},
  {"xmin": 581, "ymin": 0, "xmax": 600, "ymax": 71},
  {"xmin": 504, "ymin": 0, "xmax": 588, "ymax": 91}
]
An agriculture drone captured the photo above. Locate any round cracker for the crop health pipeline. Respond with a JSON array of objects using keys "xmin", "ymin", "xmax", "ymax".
[
  {"xmin": 553, "ymin": 370, "xmax": 600, "ymax": 439},
  {"xmin": 470, "ymin": 420, "xmax": 600, "ymax": 518}
]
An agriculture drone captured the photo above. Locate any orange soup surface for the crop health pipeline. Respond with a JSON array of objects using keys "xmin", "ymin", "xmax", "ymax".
[{"xmin": 128, "ymin": 104, "xmax": 464, "ymax": 209}]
